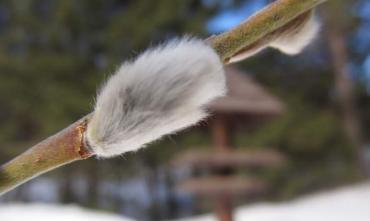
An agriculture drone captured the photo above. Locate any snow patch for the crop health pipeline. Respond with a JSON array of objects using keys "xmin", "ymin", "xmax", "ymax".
[
  {"xmin": 174, "ymin": 182, "xmax": 370, "ymax": 221},
  {"xmin": 0, "ymin": 203, "xmax": 133, "ymax": 221}
]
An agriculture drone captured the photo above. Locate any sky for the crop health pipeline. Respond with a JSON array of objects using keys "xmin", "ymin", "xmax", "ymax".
[
  {"xmin": 355, "ymin": 0, "xmax": 370, "ymax": 91},
  {"xmin": 206, "ymin": 0, "xmax": 268, "ymax": 33},
  {"xmin": 206, "ymin": 0, "xmax": 370, "ymax": 92}
]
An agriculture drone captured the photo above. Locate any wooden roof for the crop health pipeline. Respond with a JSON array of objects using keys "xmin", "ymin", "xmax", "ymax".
[
  {"xmin": 207, "ymin": 67, "xmax": 284, "ymax": 115},
  {"xmin": 171, "ymin": 149, "xmax": 286, "ymax": 169},
  {"xmin": 177, "ymin": 176, "xmax": 267, "ymax": 197}
]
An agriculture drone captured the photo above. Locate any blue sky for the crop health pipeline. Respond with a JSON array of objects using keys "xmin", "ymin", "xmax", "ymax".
[
  {"xmin": 356, "ymin": 1, "xmax": 370, "ymax": 91},
  {"xmin": 206, "ymin": 0, "xmax": 268, "ymax": 33}
]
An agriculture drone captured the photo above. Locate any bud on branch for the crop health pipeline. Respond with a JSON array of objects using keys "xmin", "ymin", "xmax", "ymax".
[{"xmin": 0, "ymin": 0, "xmax": 326, "ymax": 195}]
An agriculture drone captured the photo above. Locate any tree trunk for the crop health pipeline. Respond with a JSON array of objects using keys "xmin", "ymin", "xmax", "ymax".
[
  {"xmin": 326, "ymin": 24, "xmax": 369, "ymax": 176},
  {"xmin": 211, "ymin": 115, "xmax": 232, "ymax": 151},
  {"xmin": 215, "ymin": 195, "xmax": 233, "ymax": 221}
]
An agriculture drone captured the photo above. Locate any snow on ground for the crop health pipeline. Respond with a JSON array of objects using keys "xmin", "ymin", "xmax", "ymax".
[
  {"xmin": 175, "ymin": 182, "xmax": 370, "ymax": 221},
  {"xmin": 1, "ymin": 182, "xmax": 369, "ymax": 221},
  {"xmin": 0, "ymin": 203, "xmax": 133, "ymax": 221}
]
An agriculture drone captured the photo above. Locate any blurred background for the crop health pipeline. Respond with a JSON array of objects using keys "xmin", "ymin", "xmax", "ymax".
[{"xmin": 0, "ymin": 0, "xmax": 370, "ymax": 221}]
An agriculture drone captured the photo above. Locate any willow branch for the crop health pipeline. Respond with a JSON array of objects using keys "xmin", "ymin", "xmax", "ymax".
[
  {"xmin": 0, "ymin": 117, "xmax": 92, "ymax": 194},
  {"xmin": 0, "ymin": 0, "xmax": 327, "ymax": 196},
  {"xmin": 208, "ymin": 0, "xmax": 327, "ymax": 63}
]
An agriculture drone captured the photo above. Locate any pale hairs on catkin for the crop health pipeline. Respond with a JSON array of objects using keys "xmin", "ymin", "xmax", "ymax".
[
  {"xmin": 86, "ymin": 38, "xmax": 226, "ymax": 158},
  {"xmin": 269, "ymin": 11, "xmax": 320, "ymax": 55},
  {"xmin": 229, "ymin": 10, "xmax": 320, "ymax": 63}
]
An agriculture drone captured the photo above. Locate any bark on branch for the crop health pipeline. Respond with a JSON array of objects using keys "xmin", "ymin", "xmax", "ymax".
[
  {"xmin": 0, "ymin": 0, "xmax": 327, "ymax": 196},
  {"xmin": 209, "ymin": 0, "xmax": 326, "ymax": 62}
]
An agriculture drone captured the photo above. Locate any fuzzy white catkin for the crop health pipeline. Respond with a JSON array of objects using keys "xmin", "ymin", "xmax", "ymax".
[
  {"xmin": 229, "ymin": 12, "xmax": 320, "ymax": 63},
  {"xmin": 269, "ymin": 13, "xmax": 320, "ymax": 55},
  {"xmin": 86, "ymin": 38, "xmax": 226, "ymax": 158}
]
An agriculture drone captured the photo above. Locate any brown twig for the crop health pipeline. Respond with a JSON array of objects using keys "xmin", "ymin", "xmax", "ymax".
[
  {"xmin": 208, "ymin": 0, "xmax": 326, "ymax": 63},
  {"xmin": 0, "ymin": 0, "xmax": 327, "ymax": 196},
  {"xmin": 0, "ymin": 117, "xmax": 93, "ymax": 194}
]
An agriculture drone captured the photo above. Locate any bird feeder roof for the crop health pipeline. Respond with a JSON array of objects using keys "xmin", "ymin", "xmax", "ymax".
[
  {"xmin": 177, "ymin": 176, "xmax": 267, "ymax": 197},
  {"xmin": 207, "ymin": 67, "xmax": 284, "ymax": 115},
  {"xmin": 171, "ymin": 149, "xmax": 286, "ymax": 169}
]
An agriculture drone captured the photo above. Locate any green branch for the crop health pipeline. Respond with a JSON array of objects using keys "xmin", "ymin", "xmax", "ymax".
[
  {"xmin": 0, "ymin": 0, "xmax": 327, "ymax": 196},
  {"xmin": 209, "ymin": 0, "xmax": 326, "ymax": 63},
  {"xmin": 0, "ymin": 117, "xmax": 92, "ymax": 194}
]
